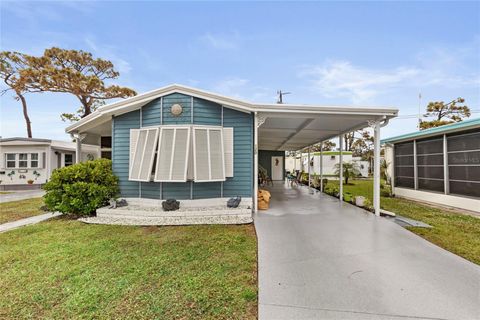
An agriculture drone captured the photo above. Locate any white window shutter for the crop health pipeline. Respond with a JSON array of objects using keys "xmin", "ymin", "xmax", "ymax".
[
  {"xmin": 154, "ymin": 127, "xmax": 190, "ymax": 182},
  {"xmin": 155, "ymin": 128, "xmax": 175, "ymax": 181},
  {"xmin": 129, "ymin": 129, "xmax": 140, "ymax": 171},
  {"xmin": 138, "ymin": 128, "xmax": 159, "ymax": 181},
  {"xmin": 171, "ymin": 128, "xmax": 190, "ymax": 181},
  {"xmin": 193, "ymin": 128, "xmax": 210, "ymax": 181},
  {"xmin": 223, "ymin": 128, "xmax": 234, "ymax": 177},
  {"xmin": 129, "ymin": 128, "xmax": 159, "ymax": 182},
  {"xmin": 209, "ymin": 129, "xmax": 225, "ymax": 180}
]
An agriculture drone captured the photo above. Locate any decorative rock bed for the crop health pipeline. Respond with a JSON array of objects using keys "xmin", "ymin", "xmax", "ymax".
[{"xmin": 79, "ymin": 200, "xmax": 253, "ymax": 226}]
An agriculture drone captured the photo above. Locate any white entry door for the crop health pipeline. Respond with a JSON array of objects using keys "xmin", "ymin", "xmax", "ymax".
[{"xmin": 271, "ymin": 156, "xmax": 284, "ymax": 180}]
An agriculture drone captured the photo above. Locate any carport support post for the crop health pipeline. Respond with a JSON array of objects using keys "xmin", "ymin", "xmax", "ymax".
[
  {"xmin": 254, "ymin": 112, "xmax": 259, "ymax": 213},
  {"xmin": 373, "ymin": 122, "xmax": 381, "ymax": 216},
  {"xmin": 320, "ymin": 143, "xmax": 323, "ymax": 192},
  {"xmin": 339, "ymin": 135, "xmax": 343, "ymax": 202},
  {"xmin": 308, "ymin": 148, "xmax": 311, "ymax": 190}
]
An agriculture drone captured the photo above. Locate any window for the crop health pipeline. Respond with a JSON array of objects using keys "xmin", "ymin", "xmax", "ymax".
[
  {"xmin": 19, "ymin": 153, "xmax": 28, "ymax": 168},
  {"xmin": 101, "ymin": 151, "xmax": 112, "ymax": 159},
  {"xmin": 128, "ymin": 125, "xmax": 233, "ymax": 183},
  {"xmin": 30, "ymin": 153, "xmax": 39, "ymax": 168},
  {"xmin": 6, "ymin": 154, "xmax": 16, "ymax": 168},
  {"xmin": 101, "ymin": 136, "xmax": 112, "ymax": 148},
  {"xmin": 154, "ymin": 127, "xmax": 191, "ymax": 182},
  {"xmin": 193, "ymin": 127, "xmax": 225, "ymax": 182},
  {"xmin": 64, "ymin": 154, "xmax": 73, "ymax": 167},
  {"xmin": 129, "ymin": 128, "xmax": 159, "ymax": 181}
]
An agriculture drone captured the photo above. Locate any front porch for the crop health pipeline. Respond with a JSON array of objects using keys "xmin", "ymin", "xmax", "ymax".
[{"xmin": 255, "ymin": 182, "xmax": 480, "ymax": 319}]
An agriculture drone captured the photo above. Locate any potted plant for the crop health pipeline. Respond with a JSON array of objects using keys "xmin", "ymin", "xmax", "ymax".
[
  {"xmin": 27, "ymin": 179, "xmax": 34, "ymax": 185},
  {"xmin": 355, "ymin": 196, "xmax": 366, "ymax": 207}
]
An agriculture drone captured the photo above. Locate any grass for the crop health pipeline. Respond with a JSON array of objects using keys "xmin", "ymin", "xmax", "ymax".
[
  {"xmin": 326, "ymin": 179, "xmax": 480, "ymax": 265},
  {"xmin": 0, "ymin": 216, "xmax": 257, "ymax": 319},
  {"xmin": 0, "ymin": 198, "xmax": 45, "ymax": 224},
  {"xmin": 0, "ymin": 191, "xmax": 13, "ymax": 194}
]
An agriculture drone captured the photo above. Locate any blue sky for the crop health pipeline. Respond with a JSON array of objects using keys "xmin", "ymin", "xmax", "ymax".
[{"xmin": 1, "ymin": 1, "xmax": 479, "ymax": 141}]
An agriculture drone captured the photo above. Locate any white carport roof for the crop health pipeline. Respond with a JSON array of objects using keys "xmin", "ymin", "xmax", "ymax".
[{"xmin": 66, "ymin": 84, "xmax": 398, "ymax": 150}]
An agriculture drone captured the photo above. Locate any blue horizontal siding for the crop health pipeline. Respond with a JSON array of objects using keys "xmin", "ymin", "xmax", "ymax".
[
  {"xmin": 163, "ymin": 93, "xmax": 192, "ymax": 125},
  {"xmin": 112, "ymin": 92, "xmax": 253, "ymax": 200},
  {"xmin": 113, "ymin": 111, "xmax": 140, "ymax": 198},
  {"xmin": 223, "ymin": 108, "xmax": 253, "ymax": 197}
]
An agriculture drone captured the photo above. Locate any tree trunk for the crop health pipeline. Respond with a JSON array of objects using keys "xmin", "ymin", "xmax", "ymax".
[{"xmin": 17, "ymin": 91, "xmax": 32, "ymax": 138}]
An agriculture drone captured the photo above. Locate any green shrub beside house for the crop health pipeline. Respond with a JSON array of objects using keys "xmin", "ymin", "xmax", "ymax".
[{"xmin": 43, "ymin": 159, "xmax": 119, "ymax": 216}]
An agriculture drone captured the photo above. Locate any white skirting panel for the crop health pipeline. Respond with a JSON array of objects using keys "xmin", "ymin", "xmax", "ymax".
[{"xmin": 395, "ymin": 187, "xmax": 480, "ymax": 213}]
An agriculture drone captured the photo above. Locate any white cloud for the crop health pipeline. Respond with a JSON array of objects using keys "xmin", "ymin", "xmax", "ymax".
[
  {"xmin": 211, "ymin": 78, "xmax": 249, "ymax": 98},
  {"xmin": 300, "ymin": 61, "xmax": 419, "ymax": 103},
  {"xmin": 300, "ymin": 43, "xmax": 480, "ymax": 104},
  {"xmin": 84, "ymin": 37, "xmax": 132, "ymax": 75},
  {"xmin": 199, "ymin": 32, "xmax": 239, "ymax": 50}
]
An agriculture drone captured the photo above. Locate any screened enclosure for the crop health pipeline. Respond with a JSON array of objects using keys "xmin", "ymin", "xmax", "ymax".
[{"xmin": 393, "ymin": 129, "xmax": 480, "ymax": 198}]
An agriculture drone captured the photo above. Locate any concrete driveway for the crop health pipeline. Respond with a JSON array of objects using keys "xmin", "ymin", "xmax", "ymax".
[
  {"xmin": 0, "ymin": 190, "xmax": 45, "ymax": 203},
  {"xmin": 255, "ymin": 184, "xmax": 480, "ymax": 320}
]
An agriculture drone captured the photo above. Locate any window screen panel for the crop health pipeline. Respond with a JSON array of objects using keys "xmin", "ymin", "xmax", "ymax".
[
  {"xmin": 171, "ymin": 128, "xmax": 190, "ymax": 181},
  {"xmin": 209, "ymin": 129, "xmax": 225, "ymax": 180},
  {"xmin": 447, "ymin": 131, "xmax": 480, "ymax": 152},
  {"xmin": 417, "ymin": 166, "xmax": 444, "ymax": 179},
  {"xmin": 395, "ymin": 155, "xmax": 414, "ymax": 166},
  {"xmin": 416, "ymin": 138, "xmax": 443, "ymax": 155},
  {"xmin": 417, "ymin": 154, "xmax": 444, "ymax": 166},
  {"xmin": 418, "ymin": 178, "xmax": 444, "ymax": 192},
  {"xmin": 448, "ymin": 151, "xmax": 480, "ymax": 165},
  {"xmin": 395, "ymin": 166, "xmax": 414, "ymax": 178},
  {"xmin": 395, "ymin": 142, "xmax": 414, "ymax": 155},
  {"xmin": 449, "ymin": 166, "xmax": 480, "ymax": 182},
  {"xmin": 395, "ymin": 177, "xmax": 414, "ymax": 188},
  {"xmin": 155, "ymin": 128, "xmax": 175, "ymax": 181},
  {"xmin": 449, "ymin": 181, "xmax": 480, "ymax": 198},
  {"xmin": 194, "ymin": 128, "xmax": 210, "ymax": 181}
]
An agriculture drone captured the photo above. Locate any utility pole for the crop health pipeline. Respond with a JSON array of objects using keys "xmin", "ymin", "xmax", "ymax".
[
  {"xmin": 277, "ymin": 90, "xmax": 291, "ymax": 104},
  {"xmin": 418, "ymin": 92, "xmax": 422, "ymax": 130}
]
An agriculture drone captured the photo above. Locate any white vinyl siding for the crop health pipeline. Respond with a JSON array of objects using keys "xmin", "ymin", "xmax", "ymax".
[
  {"xmin": 129, "ymin": 128, "xmax": 159, "ymax": 182},
  {"xmin": 223, "ymin": 128, "xmax": 234, "ymax": 177},
  {"xmin": 154, "ymin": 127, "xmax": 191, "ymax": 182},
  {"xmin": 193, "ymin": 127, "xmax": 226, "ymax": 182}
]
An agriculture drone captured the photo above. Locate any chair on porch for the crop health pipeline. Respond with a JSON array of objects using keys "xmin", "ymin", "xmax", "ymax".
[{"xmin": 287, "ymin": 170, "xmax": 301, "ymax": 187}]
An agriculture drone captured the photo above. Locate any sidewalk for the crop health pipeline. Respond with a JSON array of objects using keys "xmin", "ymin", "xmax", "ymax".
[{"xmin": 0, "ymin": 212, "xmax": 62, "ymax": 233}]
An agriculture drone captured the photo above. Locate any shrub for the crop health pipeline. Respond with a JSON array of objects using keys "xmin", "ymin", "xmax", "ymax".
[{"xmin": 43, "ymin": 158, "xmax": 119, "ymax": 216}]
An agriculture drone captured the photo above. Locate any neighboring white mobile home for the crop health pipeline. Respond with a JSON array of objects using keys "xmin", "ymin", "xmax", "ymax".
[
  {"xmin": 0, "ymin": 138, "xmax": 100, "ymax": 190},
  {"xmin": 286, "ymin": 151, "xmax": 370, "ymax": 177}
]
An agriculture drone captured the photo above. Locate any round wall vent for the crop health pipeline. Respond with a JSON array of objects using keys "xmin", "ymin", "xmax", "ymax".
[{"xmin": 171, "ymin": 104, "xmax": 183, "ymax": 116}]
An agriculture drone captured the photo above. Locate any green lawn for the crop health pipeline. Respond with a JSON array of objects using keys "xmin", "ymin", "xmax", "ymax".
[
  {"xmin": 0, "ymin": 198, "xmax": 45, "ymax": 224},
  {"xmin": 326, "ymin": 179, "xmax": 480, "ymax": 265},
  {"xmin": 0, "ymin": 216, "xmax": 257, "ymax": 319},
  {"xmin": 0, "ymin": 191, "xmax": 13, "ymax": 194}
]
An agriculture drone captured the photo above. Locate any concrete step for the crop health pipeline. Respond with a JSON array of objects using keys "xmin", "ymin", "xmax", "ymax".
[
  {"xmin": 96, "ymin": 207, "xmax": 251, "ymax": 218},
  {"xmin": 80, "ymin": 214, "xmax": 253, "ymax": 226}
]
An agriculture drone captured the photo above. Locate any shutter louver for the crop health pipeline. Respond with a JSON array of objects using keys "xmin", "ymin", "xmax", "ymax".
[
  {"xmin": 223, "ymin": 128, "xmax": 234, "ymax": 177},
  {"xmin": 171, "ymin": 128, "xmax": 190, "ymax": 181},
  {"xmin": 129, "ymin": 129, "xmax": 139, "ymax": 171},
  {"xmin": 155, "ymin": 128, "xmax": 174, "ymax": 181}
]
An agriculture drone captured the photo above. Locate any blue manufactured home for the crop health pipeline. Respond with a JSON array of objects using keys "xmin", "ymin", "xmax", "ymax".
[{"xmin": 67, "ymin": 84, "xmax": 397, "ymax": 221}]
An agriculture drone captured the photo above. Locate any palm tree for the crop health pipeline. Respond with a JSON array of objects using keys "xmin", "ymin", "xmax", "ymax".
[{"xmin": 334, "ymin": 162, "xmax": 361, "ymax": 185}]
